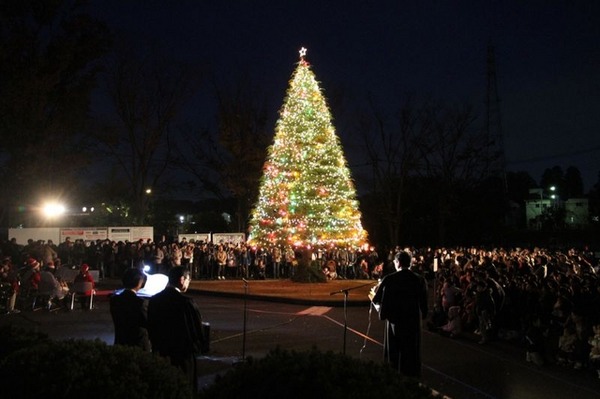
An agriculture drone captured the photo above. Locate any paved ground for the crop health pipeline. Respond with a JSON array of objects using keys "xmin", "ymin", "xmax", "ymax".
[
  {"xmin": 188, "ymin": 278, "xmax": 377, "ymax": 305},
  {"xmin": 3, "ymin": 277, "xmax": 600, "ymax": 398},
  {"xmin": 1, "ymin": 278, "xmax": 380, "ymax": 391}
]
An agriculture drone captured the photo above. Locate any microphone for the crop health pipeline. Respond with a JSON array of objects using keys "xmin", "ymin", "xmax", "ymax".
[
  {"xmin": 330, "ymin": 288, "xmax": 348, "ymax": 296},
  {"xmin": 242, "ymin": 278, "xmax": 248, "ymax": 284}
]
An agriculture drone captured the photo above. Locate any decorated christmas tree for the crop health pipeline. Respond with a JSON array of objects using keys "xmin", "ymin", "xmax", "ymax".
[{"xmin": 247, "ymin": 48, "xmax": 367, "ymax": 249}]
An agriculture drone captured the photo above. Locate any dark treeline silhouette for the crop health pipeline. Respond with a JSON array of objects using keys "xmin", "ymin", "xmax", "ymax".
[{"xmin": 1, "ymin": 1, "xmax": 599, "ymax": 251}]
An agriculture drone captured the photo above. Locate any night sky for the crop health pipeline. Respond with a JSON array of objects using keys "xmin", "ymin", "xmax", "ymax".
[{"xmin": 90, "ymin": 0, "xmax": 600, "ymax": 193}]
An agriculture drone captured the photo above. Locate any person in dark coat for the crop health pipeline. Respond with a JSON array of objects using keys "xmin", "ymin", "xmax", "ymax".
[
  {"xmin": 372, "ymin": 251, "xmax": 429, "ymax": 378},
  {"xmin": 109, "ymin": 268, "xmax": 150, "ymax": 351},
  {"xmin": 475, "ymin": 280, "xmax": 496, "ymax": 344},
  {"xmin": 148, "ymin": 266, "xmax": 205, "ymax": 393}
]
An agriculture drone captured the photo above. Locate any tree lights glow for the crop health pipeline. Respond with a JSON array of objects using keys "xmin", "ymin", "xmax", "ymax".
[{"xmin": 247, "ymin": 48, "xmax": 368, "ymax": 249}]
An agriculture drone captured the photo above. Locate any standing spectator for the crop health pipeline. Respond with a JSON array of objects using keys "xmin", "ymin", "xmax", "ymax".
[
  {"xmin": 153, "ymin": 244, "xmax": 165, "ymax": 274},
  {"xmin": 475, "ymin": 280, "xmax": 496, "ymax": 344},
  {"xmin": 110, "ymin": 268, "xmax": 151, "ymax": 351},
  {"xmin": 285, "ymin": 246, "xmax": 295, "ymax": 278},
  {"xmin": 41, "ymin": 242, "xmax": 58, "ymax": 268},
  {"xmin": 238, "ymin": 245, "xmax": 250, "ymax": 279},
  {"xmin": 102, "ymin": 240, "xmax": 116, "ymax": 278},
  {"xmin": 371, "ymin": 251, "xmax": 428, "ymax": 378},
  {"xmin": 215, "ymin": 245, "xmax": 227, "ymax": 280},
  {"xmin": 22, "ymin": 239, "xmax": 39, "ymax": 260},
  {"xmin": 84, "ymin": 241, "xmax": 101, "ymax": 273},
  {"xmin": 170, "ymin": 243, "xmax": 182, "ymax": 268},
  {"xmin": 147, "ymin": 267, "xmax": 206, "ymax": 393},
  {"xmin": 71, "ymin": 239, "xmax": 86, "ymax": 266},
  {"xmin": 337, "ymin": 248, "xmax": 350, "ymax": 279},
  {"xmin": 142, "ymin": 243, "xmax": 154, "ymax": 270},
  {"xmin": 115, "ymin": 241, "xmax": 129, "ymax": 277},
  {"xmin": 182, "ymin": 243, "xmax": 194, "ymax": 269},
  {"xmin": 58, "ymin": 237, "xmax": 73, "ymax": 265},
  {"xmin": 272, "ymin": 246, "xmax": 282, "ymax": 279},
  {"xmin": 192, "ymin": 244, "xmax": 203, "ymax": 279},
  {"xmin": 199, "ymin": 243, "xmax": 211, "ymax": 279}
]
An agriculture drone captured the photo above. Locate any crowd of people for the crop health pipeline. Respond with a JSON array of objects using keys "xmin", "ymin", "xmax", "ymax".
[
  {"xmin": 0, "ymin": 236, "xmax": 381, "ymax": 310},
  {"xmin": 408, "ymin": 246, "xmax": 600, "ymax": 379},
  {"xmin": 1, "ymin": 236, "xmax": 599, "ymax": 378},
  {"xmin": 0, "ymin": 236, "xmax": 384, "ymax": 282},
  {"xmin": 0, "ymin": 252, "xmax": 96, "ymax": 312}
]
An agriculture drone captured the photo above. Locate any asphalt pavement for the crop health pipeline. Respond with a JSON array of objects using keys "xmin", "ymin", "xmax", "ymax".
[{"xmin": 2, "ymin": 277, "xmax": 600, "ymax": 399}]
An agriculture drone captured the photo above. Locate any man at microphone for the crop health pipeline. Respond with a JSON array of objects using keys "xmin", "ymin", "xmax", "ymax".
[
  {"xmin": 371, "ymin": 250, "xmax": 428, "ymax": 378},
  {"xmin": 147, "ymin": 266, "xmax": 207, "ymax": 393}
]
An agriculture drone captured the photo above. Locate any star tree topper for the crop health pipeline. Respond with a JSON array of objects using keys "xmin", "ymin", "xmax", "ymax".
[{"xmin": 299, "ymin": 46, "xmax": 307, "ymax": 59}]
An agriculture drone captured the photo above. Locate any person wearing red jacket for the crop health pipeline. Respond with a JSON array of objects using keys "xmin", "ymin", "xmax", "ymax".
[
  {"xmin": 1, "ymin": 257, "xmax": 20, "ymax": 313},
  {"xmin": 73, "ymin": 264, "xmax": 95, "ymax": 308},
  {"xmin": 21, "ymin": 258, "xmax": 42, "ymax": 291}
]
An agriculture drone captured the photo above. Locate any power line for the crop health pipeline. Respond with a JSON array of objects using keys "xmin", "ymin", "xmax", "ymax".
[{"xmin": 507, "ymin": 145, "xmax": 600, "ymax": 165}]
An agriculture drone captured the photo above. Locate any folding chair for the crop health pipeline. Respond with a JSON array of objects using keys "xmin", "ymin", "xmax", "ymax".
[
  {"xmin": 69, "ymin": 282, "xmax": 95, "ymax": 310},
  {"xmin": 32, "ymin": 289, "xmax": 54, "ymax": 311},
  {"xmin": 19, "ymin": 282, "xmax": 53, "ymax": 311},
  {"xmin": 0, "ymin": 282, "xmax": 13, "ymax": 313}
]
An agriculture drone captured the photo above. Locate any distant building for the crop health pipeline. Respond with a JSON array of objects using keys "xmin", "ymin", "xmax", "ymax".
[
  {"xmin": 525, "ymin": 198, "xmax": 554, "ymax": 230},
  {"xmin": 524, "ymin": 188, "xmax": 589, "ymax": 230},
  {"xmin": 564, "ymin": 198, "xmax": 589, "ymax": 228}
]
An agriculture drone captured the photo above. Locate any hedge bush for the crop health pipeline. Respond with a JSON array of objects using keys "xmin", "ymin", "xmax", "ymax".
[
  {"xmin": 0, "ymin": 325, "xmax": 51, "ymax": 359},
  {"xmin": 199, "ymin": 347, "xmax": 434, "ymax": 399},
  {"xmin": 0, "ymin": 336, "xmax": 192, "ymax": 399}
]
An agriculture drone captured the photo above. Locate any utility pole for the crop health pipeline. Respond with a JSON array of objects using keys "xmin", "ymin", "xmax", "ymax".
[
  {"xmin": 485, "ymin": 42, "xmax": 510, "ymax": 227},
  {"xmin": 485, "ymin": 42, "xmax": 508, "ymax": 193}
]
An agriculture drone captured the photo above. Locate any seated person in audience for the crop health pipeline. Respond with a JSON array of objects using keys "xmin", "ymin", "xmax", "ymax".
[
  {"xmin": 73, "ymin": 264, "xmax": 95, "ymax": 309},
  {"xmin": 22, "ymin": 258, "xmax": 42, "ymax": 292},
  {"xmin": 440, "ymin": 305, "xmax": 463, "ymax": 338},
  {"xmin": 39, "ymin": 266, "xmax": 68, "ymax": 308},
  {"xmin": 0, "ymin": 257, "xmax": 20, "ymax": 313},
  {"xmin": 557, "ymin": 324, "xmax": 577, "ymax": 366}
]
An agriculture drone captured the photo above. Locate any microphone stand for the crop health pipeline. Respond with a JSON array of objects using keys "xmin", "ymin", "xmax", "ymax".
[
  {"xmin": 241, "ymin": 278, "xmax": 249, "ymax": 361},
  {"xmin": 330, "ymin": 281, "xmax": 377, "ymax": 355}
]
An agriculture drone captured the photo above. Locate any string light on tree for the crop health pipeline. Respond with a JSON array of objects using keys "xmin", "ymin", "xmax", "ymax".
[{"xmin": 247, "ymin": 47, "xmax": 368, "ymax": 249}]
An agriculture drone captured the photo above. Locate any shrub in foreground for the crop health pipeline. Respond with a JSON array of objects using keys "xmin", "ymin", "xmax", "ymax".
[
  {"xmin": 199, "ymin": 347, "xmax": 434, "ymax": 399},
  {"xmin": 0, "ymin": 338, "xmax": 191, "ymax": 399},
  {"xmin": 0, "ymin": 325, "xmax": 51, "ymax": 359}
]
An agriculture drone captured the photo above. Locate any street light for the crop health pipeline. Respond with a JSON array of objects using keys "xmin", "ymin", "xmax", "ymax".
[
  {"xmin": 548, "ymin": 186, "xmax": 559, "ymax": 209},
  {"xmin": 42, "ymin": 202, "xmax": 66, "ymax": 219}
]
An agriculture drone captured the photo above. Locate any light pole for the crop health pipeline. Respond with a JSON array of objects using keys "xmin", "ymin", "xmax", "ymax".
[
  {"xmin": 549, "ymin": 186, "xmax": 558, "ymax": 208},
  {"xmin": 42, "ymin": 202, "xmax": 66, "ymax": 220}
]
